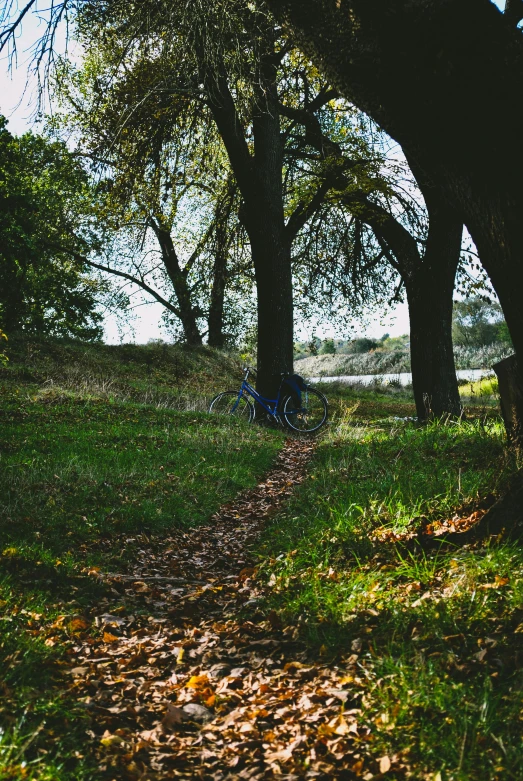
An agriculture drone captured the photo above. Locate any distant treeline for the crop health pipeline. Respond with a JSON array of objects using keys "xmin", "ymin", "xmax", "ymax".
[
  {"xmin": 296, "ymin": 344, "xmax": 512, "ymax": 376},
  {"xmin": 295, "ymin": 298, "xmax": 512, "ymax": 366}
]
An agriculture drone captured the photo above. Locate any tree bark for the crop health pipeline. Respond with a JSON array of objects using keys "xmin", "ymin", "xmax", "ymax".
[
  {"xmin": 342, "ymin": 190, "xmax": 462, "ymax": 420},
  {"xmin": 208, "ymin": 178, "xmax": 236, "ymax": 349},
  {"xmin": 205, "ymin": 45, "xmax": 294, "ymax": 397},
  {"xmin": 207, "ymin": 238, "xmax": 227, "ymax": 348},
  {"xmin": 406, "ymin": 264, "xmax": 461, "ymax": 420},
  {"xmin": 406, "ymin": 194, "xmax": 463, "ymax": 419},
  {"xmin": 493, "ymin": 355, "xmax": 523, "ymax": 451}
]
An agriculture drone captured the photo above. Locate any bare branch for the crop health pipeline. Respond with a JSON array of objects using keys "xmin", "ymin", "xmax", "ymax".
[{"xmin": 68, "ymin": 250, "xmax": 183, "ymax": 318}]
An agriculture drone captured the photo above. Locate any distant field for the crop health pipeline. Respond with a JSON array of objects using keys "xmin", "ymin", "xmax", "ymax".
[
  {"xmin": 296, "ymin": 344, "xmax": 513, "ymax": 378},
  {"xmin": 1, "ymin": 335, "xmax": 244, "ymax": 410}
]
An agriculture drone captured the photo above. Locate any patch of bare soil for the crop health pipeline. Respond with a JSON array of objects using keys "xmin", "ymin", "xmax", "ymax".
[{"xmin": 61, "ymin": 438, "xmax": 393, "ymax": 780}]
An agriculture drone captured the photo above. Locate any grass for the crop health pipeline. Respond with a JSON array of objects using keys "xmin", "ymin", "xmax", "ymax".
[
  {"xmin": 0, "ymin": 337, "xmax": 285, "ymax": 780},
  {"xmin": 2, "ymin": 337, "xmax": 521, "ymax": 779},
  {"xmin": 459, "ymin": 374, "xmax": 500, "ymax": 407},
  {"xmin": 1, "ymin": 334, "xmax": 243, "ymax": 410},
  {"xmin": 259, "ymin": 393, "xmax": 522, "ymax": 780}
]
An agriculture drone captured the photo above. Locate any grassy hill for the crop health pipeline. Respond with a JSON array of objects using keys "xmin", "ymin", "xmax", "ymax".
[
  {"xmin": 1, "ymin": 337, "xmax": 520, "ymax": 780},
  {"xmin": 1, "ymin": 335, "xmax": 243, "ymax": 410},
  {"xmin": 0, "ymin": 336, "xmax": 285, "ymax": 779}
]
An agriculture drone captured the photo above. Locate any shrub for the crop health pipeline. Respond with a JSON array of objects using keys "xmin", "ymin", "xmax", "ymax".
[
  {"xmin": 319, "ymin": 338, "xmax": 336, "ymax": 355},
  {"xmin": 350, "ymin": 337, "xmax": 378, "ymax": 354}
]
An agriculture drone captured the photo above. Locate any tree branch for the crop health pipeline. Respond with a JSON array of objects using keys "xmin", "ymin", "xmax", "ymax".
[
  {"xmin": 0, "ymin": 0, "xmax": 37, "ymax": 54},
  {"xmin": 68, "ymin": 250, "xmax": 182, "ymax": 318},
  {"xmin": 278, "ymin": 101, "xmax": 343, "ymax": 159},
  {"xmin": 339, "ymin": 191, "xmax": 421, "ymax": 277},
  {"xmin": 202, "ymin": 58, "xmax": 255, "ymax": 204},
  {"xmin": 285, "ymin": 179, "xmax": 333, "ymax": 242}
]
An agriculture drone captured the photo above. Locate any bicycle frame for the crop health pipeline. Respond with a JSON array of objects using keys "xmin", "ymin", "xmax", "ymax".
[{"xmin": 232, "ymin": 368, "xmax": 283, "ymax": 419}]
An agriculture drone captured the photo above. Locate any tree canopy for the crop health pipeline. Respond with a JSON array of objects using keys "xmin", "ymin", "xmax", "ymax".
[{"xmin": 0, "ymin": 116, "xmax": 108, "ymax": 339}]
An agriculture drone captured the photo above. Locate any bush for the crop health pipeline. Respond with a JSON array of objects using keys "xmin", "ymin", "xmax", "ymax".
[
  {"xmin": 350, "ymin": 337, "xmax": 378, "ymax": 354},
  {"xmin": 319, "ymin": 338, "xmax": 336, "ymax": 355}
]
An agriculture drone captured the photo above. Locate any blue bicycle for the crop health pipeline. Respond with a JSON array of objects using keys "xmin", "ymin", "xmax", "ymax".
[{"xmin": 208, "ymin": 366, "xmax": 328, "ymax": 433}]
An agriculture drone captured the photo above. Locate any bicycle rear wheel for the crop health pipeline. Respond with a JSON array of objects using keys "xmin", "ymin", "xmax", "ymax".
[
  {"xmin": 209, "ymin": 391, "xmax": 254, "ymax": 422},
  {"xmin": 282, "ymin": 386, "xmax": 328, "ymax": 433}
]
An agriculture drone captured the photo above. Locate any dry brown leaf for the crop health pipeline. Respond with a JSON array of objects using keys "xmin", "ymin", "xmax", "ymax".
[{"xmin": 162, "ymin": 703, "xmax": 184, "ymax": 729}]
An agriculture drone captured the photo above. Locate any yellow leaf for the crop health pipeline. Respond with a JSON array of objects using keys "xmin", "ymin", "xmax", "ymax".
[
  {"xmin": 177, "ymin": 647, "xmax": 185, "ymax": 664},
  {"xmin": 334, "ymin": 717, "xmax": 351, "ymax": 736},
  {"xmin": 186, "ymin": 674, "xmax": 209, "ymax": 689},
  {"xmin": 100, "ymin": 734, "xmax": 124, "ymax": 747},
  {"xmin": 103, "ymin": 631, "xmax": 119, "ymax": 643}
]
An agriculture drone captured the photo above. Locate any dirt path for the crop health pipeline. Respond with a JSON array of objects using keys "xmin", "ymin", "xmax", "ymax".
[{"xmin": 68, "ymin": 439, "xmax": 372, "ymax": 780}]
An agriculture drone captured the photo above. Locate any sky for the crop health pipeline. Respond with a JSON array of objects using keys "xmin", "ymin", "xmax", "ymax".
[{"xmin": 1, "ymin": 0, "xmax": 506, "ymax": 344}]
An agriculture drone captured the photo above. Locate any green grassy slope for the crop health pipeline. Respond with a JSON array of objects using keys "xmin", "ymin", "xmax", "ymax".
[
  {"xmin": 1, "ymin": 335, "xmax": 243, "ymax": 410},
  {"xmin": 0, "ymin": 337, "xmax": 284, "ymax": 780}
]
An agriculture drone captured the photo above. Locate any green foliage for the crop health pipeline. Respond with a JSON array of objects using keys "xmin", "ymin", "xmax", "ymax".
[
  {"xmin": 350, "ymin": 336, "xmax": 378, "ymax": 353},
  {"xmin": 259, "ymin": 393, "xmax": 520, "ymax": 779},
  {"xmin": 0, "ymin": 330, "xmax": 7, "ymax": 367},
  {"xmin": 0, "ymin": 117, "xmax": 106, "ymax": 340},
  {"xmin": 318, "ymin": 338, "xmax": 336, "ymax": 355},
  {"xmin": 380, "ymin": 333, "xmax": 409, "ymax": 351},
  {"xmin": 453, "ymin": 297, "xmax": 512, "ymax": 348}
]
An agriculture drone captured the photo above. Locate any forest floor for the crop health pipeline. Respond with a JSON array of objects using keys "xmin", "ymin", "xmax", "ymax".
[{"xmin": 1, "ymin": 339, "xmax": 522, "ymax": 781}]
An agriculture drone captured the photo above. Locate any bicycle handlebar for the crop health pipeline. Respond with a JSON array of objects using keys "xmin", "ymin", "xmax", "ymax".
[{"xmin": 243, "ymin": 366, "xmax": 257, "ymax": 379}]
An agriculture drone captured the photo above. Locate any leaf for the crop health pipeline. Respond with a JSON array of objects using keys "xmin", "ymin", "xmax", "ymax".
[
  {"xmin": 69, "ymin": 617, "xmax": 89, "ymax": 632},
  {"xmin": 176, "ymin": 647, "xmax": 185, "ymax": 664},
  {"xmin": 100, "ymin": 733, "xmax": 125, "ymax": 747},
  {"xmin": 186, "ymin": 674, "xmax": 210, "ymax": 689},
  {"xmin": 334, "ymin": 716, "xmax": 351, "ymax": 736},
  {"xmin": 162, "ymin": 703, "xmax": 184, "ymax": 729},
  {"xmin": 379, "ymin": 755, "xmax": 391, "ymax": 773},
  {"xmin": 103, "ymin": 631, "xmax": 120, "ymax": 643}
]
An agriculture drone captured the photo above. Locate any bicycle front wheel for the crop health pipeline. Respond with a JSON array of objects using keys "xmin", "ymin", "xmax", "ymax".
[
  {"xmin": 209, "ymin": 391, "xmax": 254, "ymax": 423},
  {"xmin": 282, "ymin": 386, "xmax": 328, "ymax": 433}
]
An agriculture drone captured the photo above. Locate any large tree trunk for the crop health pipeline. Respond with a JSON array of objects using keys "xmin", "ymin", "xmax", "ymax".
[
  {"xmin": 249, "ymin": 224, "xmax": 294, "ymax": 399},
  {"xmin": 205, "ymin": 41, "xmax": 294, "ymax": 397},
  {"xmin": 344, "ymin": 189, "xmax": 462, "ymax": 420},
  {"xmin": 248, "ymin": 52, "xmax": 294, "ymax": 399},
  {"xmin": 406, "ymin": 263, "xmax": 460, "ymax": 420},
  {"xmin": 493, "ymin": 355, "xmax": 523, "ymax": 451},
  {"xmin": 208, "ymin": 178, "xmax": 236, "ymax": 349},
  {"xmin": 405, "ymin": 193, "xmax": 462, "ymax": 419},
  {"xmin": 266, "ymin": 0, "xmax": 523, "ymax": 383}
]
